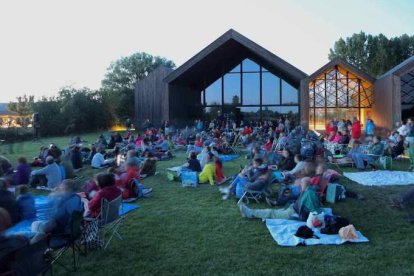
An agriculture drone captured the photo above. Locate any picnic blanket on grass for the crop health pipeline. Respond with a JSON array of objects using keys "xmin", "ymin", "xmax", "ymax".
[
  {"xmin": 343, "ymin": 171, "xmax": 414, "ymax": 186},
  {"xmin": 5, "ymin": 195, "xmax": 140, "ymax": 238},
  {"xmin": 265, "ymin": 208, "xmax": 369, "ymax": 246}
]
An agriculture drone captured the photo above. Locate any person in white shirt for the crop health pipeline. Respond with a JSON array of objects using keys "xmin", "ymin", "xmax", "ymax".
[
  {"xmin": 91, "ymin": 147, "xmax": 114, "ymax": 169},
  {"xmin": 397, "ymin": 121, "xmax": 409, "ymax": 136}
]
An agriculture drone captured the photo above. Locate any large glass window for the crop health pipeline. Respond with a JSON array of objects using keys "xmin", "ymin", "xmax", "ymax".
[
  {"xmin": 205, "ymin": 78, "xmax": 222, "ymax": 105},
  {"xmin": 308, "ymin": 65, "xmax": 373, "ymax": 130},
  {"xmin": 224, "ymin": 73, "xmax": 241, "ymax": 105},
  {"xmin": 243, "ymin": 72, "xmax": 260, "ymax": 105},
  {"xmin": 201, "ymin": 58, "xmax": 300, "ymax": 124},
  {"xmin": 282, "ymin": 80, "xmax": 298, "ymax": 104},
  {"xmin": 262, "ymin": 72, "xmax": 280, "ymax": 105}
]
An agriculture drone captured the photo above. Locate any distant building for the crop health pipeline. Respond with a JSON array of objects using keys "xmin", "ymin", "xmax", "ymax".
[{"xmin": 135, "ymin": 29, "xmax": 414, "ymax": 130}]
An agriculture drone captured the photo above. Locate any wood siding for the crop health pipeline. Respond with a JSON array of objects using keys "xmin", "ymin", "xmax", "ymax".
[{"xmin": 135, "ymin": 66, "xmax": 173, "ymax": 128}]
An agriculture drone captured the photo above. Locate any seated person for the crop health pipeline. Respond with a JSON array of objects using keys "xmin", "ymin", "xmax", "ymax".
[
  {"xmin": 239, "ymin": 177, "xmax": 321, "ymax": 220},
  {"xmin": 310, "ymin": 163, "xmax": 328, "ymax": 195},
  {"xmin": 70, "ymin": 145, "xmax": 83, "ymax": 171},
  {"xmin": 220, "ymin": 157, "xmax": 264, "ymax": 199},
  {"xmin": 16, "ymin": 185, "xmax": 36, "ymax": 221},
  {"xmin": 198, "ymin": 153, "xmax": 216, "ymax": 186},
  {"xmin": 116, "ymin": 163, "xmax": 152, "ymax": 199},
  {"xmin": 125, "ymin": 149, "xmax": 141, "ymax": 168},
  {"xmin": 87, "ymin": 173, "xmax": 121, "ymax": 218},
  {"xmin": 0, "ymin": 156, "xmax": 13, "ymax": 178},
  {"xmin": 331, "ymin": 131, "xmax": 343, "ymax": 143},
  {"xmin": 47, "ymin": 143, "xmax": 62, "ymax": 160},
  {"xmin": 29, "ymin": 156, "xmax": 61, "ymax": 189},
  {"xmin": 277, "ymin": 149, "xmax": 295, "ymax": 171},
  {"xmin": 389, "ymin": 135, "xmax": 405, "ymax": 158},
  {"xmin": 14, "ymin": 157, "xmax": 31, "ymax": 185},
  {"xmin": 282, "ymin": 154, "xmax": 306, "ymax": 180},
  {"xmin": 329, "ymin": 139, "xmax": 362, "ymax": 164},
  {"xmin": 339, "ymin": 130, "xmax": 350, "ymax": 145},
  {"xmin": 214, "ymin": 156, "xmax": 227, "ymax": 185},
  {"xmin": 275, "ymin": 132, "xmax": 288, "ymax": 150},
  {"xmin": 182, "ymin": 151, "xmax": 202, "ymax": 172},
  {"xmin": 262, "ymin": 137, "xmax": 274, "ymax": 152},
  {"xmin": 140, "ymin": 152, "xmax": 157, "ymax": 176},
  {"xmin": 197, "ymin": 146, "xmax": 211, "ymax": 169},
  {"xmin": 0, "ymin": 179, "xmax": 19, "ymax": 224},
  {"xmin": 31, "ymin": 179, "xmax": 84, "ymax": 242},
  {"xmin": 353, "ymin": 136, "xmax": 384, "ymax": 170},
  {"xmin": 91, "ymin": 147, "xmax": 114, "ymax": 169}
]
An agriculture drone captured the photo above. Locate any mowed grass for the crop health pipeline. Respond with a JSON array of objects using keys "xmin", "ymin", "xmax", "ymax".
[{"xmin": 2, "ymin": 134, "xmax": 414, "ymax": 275}]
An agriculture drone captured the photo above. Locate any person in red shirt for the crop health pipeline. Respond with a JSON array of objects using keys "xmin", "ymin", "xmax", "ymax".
[
  {"xmin": 262, "ymin": 137, "xmax": 274, "ymax": 152},
  {"xmin": 88, "ymin": 173, "xmax": 121, "ymax": 218},
  {"xmin": 351, "ymin": 116, "xmax": 362, "ymax": 140}
]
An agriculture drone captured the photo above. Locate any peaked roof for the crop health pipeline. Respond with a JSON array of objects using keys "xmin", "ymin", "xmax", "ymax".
[
  {"xmin": 379, "ymin": 55, "xmax": 414, "ymax": 79},
  {"xmin": 0, "ymin": 103, "xmax": 16, "ymax": 116},
  {"xmin": 164, "ymin": 29, "xmax": 307, "ymax": 89},
  {"xmin": 307, "ymin": 58, "xmax": 376, "ymax": 83}
]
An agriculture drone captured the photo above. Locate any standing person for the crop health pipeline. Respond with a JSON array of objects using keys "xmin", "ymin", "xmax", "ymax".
[
  {"xmin": 365, "ymin": 119, "xmax": 375, "ymax": 136},
  {"xmin": 351, "ymin": 116, "xmax": 362, "ymax": 140}
]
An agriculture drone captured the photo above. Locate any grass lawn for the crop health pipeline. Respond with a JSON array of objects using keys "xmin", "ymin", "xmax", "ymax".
[{"xmin": 3, "ymin": 134, "xmax": 414, "ymax": 275}]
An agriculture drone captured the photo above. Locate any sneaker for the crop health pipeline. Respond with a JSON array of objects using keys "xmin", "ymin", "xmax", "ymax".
[
  {"xmin": 142, "ymin": 188, "xmax": 153, "ymax": 195},
  {"xmin": 238, "ymin": 202, "xmax": 253, "ymax": 218},
  {"xmin": 216, "ymin": 177, "xmax": 228, "ymax": 186},
  {"xmin": 219, "ymin": 187, "xmax": 230, "ymax": 194},
  {"xmin": 222, "ymin": 194, "xmax": 230, "ymax": 200}
]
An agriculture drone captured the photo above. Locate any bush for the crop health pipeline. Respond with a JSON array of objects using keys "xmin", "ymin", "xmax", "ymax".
[{"xmin": 0, "ymin": 127, "xmax": 33, "ymax": 142}]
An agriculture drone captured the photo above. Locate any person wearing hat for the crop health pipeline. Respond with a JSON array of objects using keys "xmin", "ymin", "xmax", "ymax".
[{"xmin": 29, "ymin": 156, "xmax": 61, "ymax": 189}]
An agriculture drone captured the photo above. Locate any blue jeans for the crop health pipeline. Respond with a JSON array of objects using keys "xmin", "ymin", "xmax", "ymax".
[
  {"xmin": 229, "ymin": 175, "xmax": 247, "ymax": 197},
  {"xmin": 353, "ymin": 153, "xmax": 378, "ymax": 169}
]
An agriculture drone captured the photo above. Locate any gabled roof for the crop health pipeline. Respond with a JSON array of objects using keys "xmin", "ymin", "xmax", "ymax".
[
  {"xmin": 379, "ymin": 55, "xmax": 414, "ymax": 79},
  {"xmin": 0, "ymin": 103, "xmax": 16, "ymax": 116},
  {"xmin": 164, "ymin": 29, "xmax": 307, "ymax": 89},
  {"xmin": 307, "ymin": 58, "xmax": 376, "ymax": 83}
]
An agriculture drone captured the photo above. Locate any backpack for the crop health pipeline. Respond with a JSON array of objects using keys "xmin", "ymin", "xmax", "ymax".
[
  {"xmin": 379, "ymin": 156, "xmax": 392, "ymax": 170},
  {"xmin": 125, "ymin": 178, "xmax": 140, "ymax": 198},
  {"xmin": 326, "ymin": 183, "xmax": 346, "ymax": 204},
  {"xmin": 181, "ymin": 171, "xmax": 198, "ymax": 188}
]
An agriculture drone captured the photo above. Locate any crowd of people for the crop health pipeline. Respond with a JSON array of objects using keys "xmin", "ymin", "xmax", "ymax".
[{"xmin": 2, "ymin": 113, "xmax": 414, "ymax": 273}]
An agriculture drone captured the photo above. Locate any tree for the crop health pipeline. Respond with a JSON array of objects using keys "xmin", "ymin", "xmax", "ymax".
[
  {"xmin": 231, "ymin": 95, "xmax": 240, "ymax": 105},
  {"xmin": 329, "ymin": 32, "xmax": 414, "ymax": 77},
  {"xmin": 100, "ymin": 52, "xmax": 175, "ymax": 120},
  {"xmin": 7, "ymin": 94, "xmax": 34, "ymax": 128}
]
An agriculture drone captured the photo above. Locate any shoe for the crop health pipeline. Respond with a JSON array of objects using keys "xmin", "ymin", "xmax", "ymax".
[
  {"xmin": 142, "ymin": 188, "xmax": 153, "ymax": 195},
  {"xmin": 222, "ymin": 194, "xmax": 230, "ymax": 200},
  {"xmin": 219, "ymin": 187, "xmax": 230, "ymax": 194},
  {"xmin": 216, "ymin": 177, "xmax": 228, "ymax": 186},
  {"xmin": 238, "ymin": 202, "xmax": 253, "ymax": 218}
]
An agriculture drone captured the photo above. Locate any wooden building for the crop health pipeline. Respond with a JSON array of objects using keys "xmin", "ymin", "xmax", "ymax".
[{"xmin": 135, "ymin": 29, "xmax": 414, "ymax": 130}]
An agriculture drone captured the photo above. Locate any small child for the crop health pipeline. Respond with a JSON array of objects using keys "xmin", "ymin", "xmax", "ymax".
[{"xmin": 16, "ymin": 185, "xmax": 36, "ymax": 220}]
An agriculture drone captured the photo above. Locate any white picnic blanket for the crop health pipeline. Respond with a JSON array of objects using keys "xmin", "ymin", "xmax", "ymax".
[{"xmin": 343, "ymin": 170, "xmax": 414, "ymax": 186}]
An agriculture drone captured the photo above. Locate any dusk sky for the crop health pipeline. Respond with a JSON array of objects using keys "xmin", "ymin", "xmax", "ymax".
[{"xmin": 1, "ymin": 0, "xmax": 413, "ymax": 102}]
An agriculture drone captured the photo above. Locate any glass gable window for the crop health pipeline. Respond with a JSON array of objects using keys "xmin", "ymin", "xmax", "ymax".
[
  {"xmin": 205, "ymin": 78, "xmax": 222, "ymax": 106},
  {"xmin": 201, "ymin": 58, "xmax": 300, "ymax": 123},
  {"xmin": 308, "ymin": 65, "xmax": 373, "ymax": 130},
  {"xmin": 224, "ymin": 73, "xmax": 241, "ymax": 104}
]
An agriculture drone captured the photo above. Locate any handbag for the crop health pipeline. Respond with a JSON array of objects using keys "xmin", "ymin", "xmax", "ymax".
[{"xmin": 181, "ymin": 171, "xmax": 198, "ymax": 188}]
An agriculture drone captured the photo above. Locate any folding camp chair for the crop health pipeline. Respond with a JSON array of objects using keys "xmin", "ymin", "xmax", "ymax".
[
  {"xmin": 47, "ymin": 211, "xmax": 85, "ymax": 272},
  {"xmin": 97, "ymin": 195, "xmax": 124, "ymax": 250},
  {"xmin": 238, "ymin": 176, "xmax": 275, "ymax": 204}
]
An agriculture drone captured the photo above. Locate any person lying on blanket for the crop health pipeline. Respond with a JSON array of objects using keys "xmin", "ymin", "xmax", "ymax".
[
  {"xmin": 220, "ymin": 158, "xmax": 269, "ymax": 200},
  {"xmin": 239, "ymin": 177, "xmax": 321, "ymax": 221},
  {"xmin": 31, "ymin": 179, "xmax": 84, "ymax": 243}
]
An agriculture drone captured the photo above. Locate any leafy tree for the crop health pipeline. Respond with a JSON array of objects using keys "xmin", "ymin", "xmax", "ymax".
[
  {"xmin": 231, "ymin": 95, "xmax": 240, "ymax": 105},
  {"xmin": 7, "ymin": 94, "xmax": 34, "ymax": 128},
  {"xmin": 329, "ymin": 32, "xmax": 414, "ymax": 77},
  {"xmin": 101, "ymin": 52, "xmax": 175, "ymax": 120}
]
